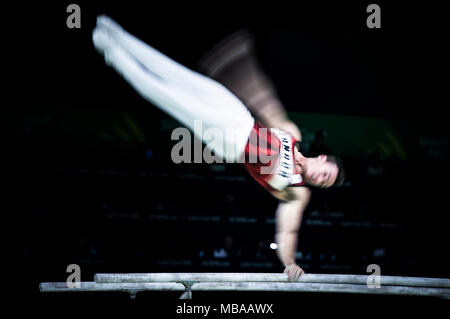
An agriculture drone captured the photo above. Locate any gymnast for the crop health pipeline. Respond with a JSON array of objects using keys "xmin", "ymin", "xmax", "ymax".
[{"xmin": 92, "ymin": 16, "xmax": 345, "ymax": 281}]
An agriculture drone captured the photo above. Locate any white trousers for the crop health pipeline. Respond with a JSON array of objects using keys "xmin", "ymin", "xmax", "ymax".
[{"xmin": 92, "ymin": 16, "xmax": 255, "ymax": 162}]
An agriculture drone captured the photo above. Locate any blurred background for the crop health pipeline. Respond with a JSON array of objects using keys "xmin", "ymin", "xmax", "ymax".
[{"xmin": 5, "ymin": 0, "xmax": 449, "ymax": 312}]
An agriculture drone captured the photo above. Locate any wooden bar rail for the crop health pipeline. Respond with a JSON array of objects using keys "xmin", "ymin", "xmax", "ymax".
[{"xmin": 39, "ymin": 273, "xmax": 450, "ymax": 299}]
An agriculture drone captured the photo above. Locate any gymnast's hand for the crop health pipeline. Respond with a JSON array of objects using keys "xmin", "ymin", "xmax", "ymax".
[
  {"xmin": 284, "ymin": 263, "xmax": 304, "ymax": 281},
  {"xmin": 277, "ymin": 120, "xmax": 302, "ymax": 142}
]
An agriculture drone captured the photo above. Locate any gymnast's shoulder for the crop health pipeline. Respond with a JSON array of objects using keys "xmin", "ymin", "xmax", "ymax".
[{"xmin": 270, "ymin": 185, "xmax": 311, "ymax": 202}]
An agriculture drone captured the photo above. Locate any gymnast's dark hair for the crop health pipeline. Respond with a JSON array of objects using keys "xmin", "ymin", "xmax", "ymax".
[
  {"xmin": 326, "ymin": 155, "xmax": 345, "ymax": 187},
  {"xmin": 293, "ymin": 142, "xmax": 345, "ymax": 187}
]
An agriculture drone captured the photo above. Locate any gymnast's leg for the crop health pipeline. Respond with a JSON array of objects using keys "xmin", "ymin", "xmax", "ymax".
[
  {"xmin": 92, "ymin": 21, "xmax": 254, "ymax": 162},
  {"xmin": 96, "ymin": 16, "xmax": 210, "ymax": 92},
  {"xmin": 95, "ymin": 14, "xmax": 254, "ymax": 118}
]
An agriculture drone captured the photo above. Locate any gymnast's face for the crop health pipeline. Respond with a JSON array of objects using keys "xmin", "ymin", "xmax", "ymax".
[
  {"xmin": 305, "ymin": 155, "xmax": 338, "ymax": 188},
  {"xmin": 294, "ymin": 149, "xmax": 338, "ymax": 188}
]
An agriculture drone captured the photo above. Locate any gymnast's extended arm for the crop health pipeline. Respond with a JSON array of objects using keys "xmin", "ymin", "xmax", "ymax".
[
  {"xmin": 274, "ymin": 186, "xmax": 311, "ymax": 280},
  {"xmin": 198, "ymin": 30, "xmax": 302, "ymax": 141}
]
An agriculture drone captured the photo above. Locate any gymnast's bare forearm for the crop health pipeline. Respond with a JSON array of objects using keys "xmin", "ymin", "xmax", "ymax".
[
  {"xmin": 274, "ymin": 188, "xmax": 311, "ymax": 269},
  {"xmin": 275, "ymin": 230, "xmax": 299, "ymax": 267}
]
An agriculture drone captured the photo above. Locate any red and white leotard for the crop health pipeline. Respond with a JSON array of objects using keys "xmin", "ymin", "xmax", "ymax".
[{"xmin": 243, "ymin": 122, "xmax": 305, "ymax": 193}]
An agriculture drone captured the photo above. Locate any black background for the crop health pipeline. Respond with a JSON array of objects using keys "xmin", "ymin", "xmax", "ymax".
[{"xmin": 6, "ymin": 1, "xmax": 449, "ymax": 317}]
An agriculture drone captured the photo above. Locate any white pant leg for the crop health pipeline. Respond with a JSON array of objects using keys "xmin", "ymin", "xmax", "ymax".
[
  {"xmin": 97, "ymin": 16, "xmax": 210, "ymax": 91},
  {"xmin": 96, "ymin": 16, "xmax": 253, "ymax": 112},
  {"xmin": 93, "ymin": 26, "xmax": 254, "ymax": 162}
]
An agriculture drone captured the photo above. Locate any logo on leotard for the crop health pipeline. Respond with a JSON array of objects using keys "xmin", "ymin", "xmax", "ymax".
[{"xmin": 266, "ymin": 130, "xmax": 295, "ymax": 191}]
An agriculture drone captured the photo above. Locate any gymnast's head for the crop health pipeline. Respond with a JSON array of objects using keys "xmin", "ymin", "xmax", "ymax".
[{"xmin": 293, "ymin": 144, "xmax": 345, "ymax": 188}]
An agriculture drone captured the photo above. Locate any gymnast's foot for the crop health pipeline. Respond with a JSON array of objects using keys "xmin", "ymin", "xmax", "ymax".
[
  {"xmin": 96, "ymin": 15, "xmax": 126, "ymax": 40},
  {"xmin": 92, "ymin": 26, "xmax": 119, "ymax": 66}
]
